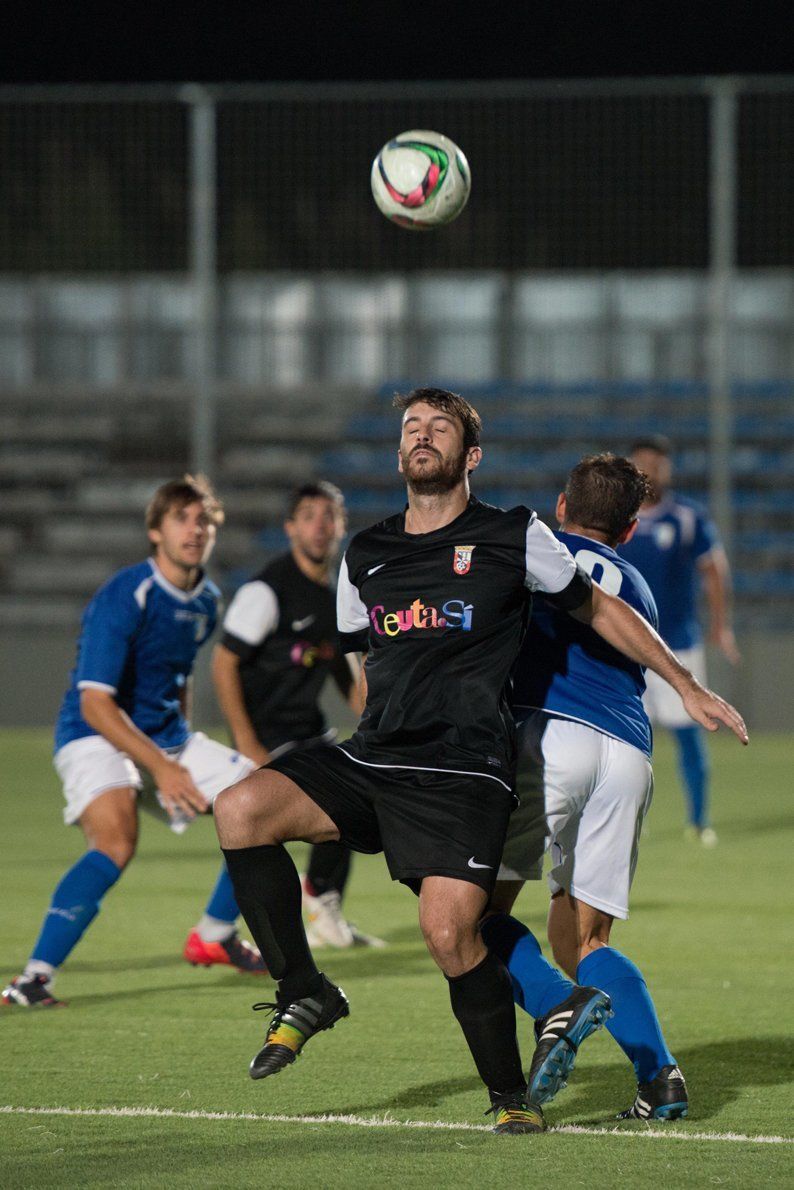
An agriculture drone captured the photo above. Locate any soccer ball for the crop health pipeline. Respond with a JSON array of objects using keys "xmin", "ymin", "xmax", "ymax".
[{"xmin": 370, "ymin": 130, "xmax": 471, "ymax": 230}]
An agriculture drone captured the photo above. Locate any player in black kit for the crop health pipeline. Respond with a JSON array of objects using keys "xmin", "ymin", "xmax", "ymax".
[
  {"xmin": 188, "ymin": 481, "xmax": 379, "ymax": 958},
  {"xmin": 214, "ymin": 389, "xmax": 747, "ymax": 1134}
]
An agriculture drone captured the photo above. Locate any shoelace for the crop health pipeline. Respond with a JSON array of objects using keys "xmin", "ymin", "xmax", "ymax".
[
  {"xmin": 252, "ymin": 1000, "xmax": 287, "ymax": 1040},
  {"xmin": 484, "ymin": 1099, "xmax": 534, "ymax": 1119}
]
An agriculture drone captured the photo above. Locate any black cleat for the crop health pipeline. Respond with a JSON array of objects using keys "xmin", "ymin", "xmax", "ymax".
[
  {"xmin": 487, "ymin": 1090, "xmax": 546, "ymax": 1134},
  {"xmin": 617, "ymin": 1063, "xmax": 689, "ymax": 1120},
  {"xmin": 527, "ymin": 985, "xmax": 612, "ymax": 1106},
  {"xmin": 249, "ymin": 974, "xmax": 349, "ymax": 1080},
  {"xmin": 1, "ymin": 974, "xmax": 66, "ymax": 1008}
]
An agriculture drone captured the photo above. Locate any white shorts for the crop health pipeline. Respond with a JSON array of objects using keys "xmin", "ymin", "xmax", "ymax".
[
  {"xmin": 54, "ymin": 732, "xmax": 255, "ymax": 828},
  {"xmin": 498, "ymin": 713, "xmax": 653, "ymax": 920},
  {"xmin": 642, "ymin": 645, "xmax": 706, "ymax": 728}
]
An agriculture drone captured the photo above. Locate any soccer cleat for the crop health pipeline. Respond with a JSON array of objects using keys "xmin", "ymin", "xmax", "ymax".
[
  {"xmin": 302, "ymin": 881, "xmax": 355, "ymax": 948},
  {"xmin": 684, "ymin": 825, "xmax": 718, "ymax": 848},
  {"xmin": 183, "ymin": 930, "xmax": 267, "ymax": 974},
  {"xmin": 527, "ymin": 985, "xmax": 613, "ymax": 1106},
  {"xmin": 617, "ymin": 1063, "xmax": 689, "ymax": 1120},
  {"xmin": 487, "ymin": 1091, "xmax": 546, "ymax": 1134},
  {"xmin": 1, "ymin": 974, "xmax": 66, "ymax": 1008},
  {"xmin": 349, "ymin": 923, "xmax": 387, "ymax": 949},
  {"xmin": 249, "ymin": 974, "xmax": 349, "ymax": 1079}
]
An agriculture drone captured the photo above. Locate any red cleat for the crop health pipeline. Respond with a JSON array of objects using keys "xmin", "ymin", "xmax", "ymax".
[{"xmin": 183, "ymin": 930, "xmax": 267, "ymax": 975}]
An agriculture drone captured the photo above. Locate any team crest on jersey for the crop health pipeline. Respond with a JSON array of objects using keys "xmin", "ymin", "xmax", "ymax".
[{"xmin": 453, "ymin": 544, "xmax": 475, "ymax": 575}]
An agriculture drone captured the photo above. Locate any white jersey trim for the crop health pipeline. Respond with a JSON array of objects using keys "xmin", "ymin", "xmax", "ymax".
[
  {"xmin": 149, "ymin": 559, "xmax": 209, "ymax": 603},
  {"xmin": 77, "ymin": 680, "xmax": 118, "ymax": 695},
  {"xmin": 133, "ymin": 575, "xmax": 155, "ymax": 610},
  {"xmin": 524, "ymin": 516, "xmax": 578, "ymax": 594},
  {"xmin": 222, "ymin": 581, "xmax": 279, "ymax": 647},
  {"xmin": 512, "ymin": 704, "xmax": 649, "ymax": 757},
  {"xmin": 336, "ymin": 746, "xmax": 512, "ymax": 792},
  {"xmin": 337, "ymin": 554, "xmax": 369, "ymax": 634}
]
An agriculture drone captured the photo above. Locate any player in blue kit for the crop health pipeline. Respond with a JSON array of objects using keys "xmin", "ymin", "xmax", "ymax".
[
  {"xmin": 621, "ymin": 436, "xmax": 740, "ymax": 845},
  {"xmin": 2, "ymin": 476, "xmax": 263, "ymax": 1009},
  {"xmin": 482, "ymin": 455, "xmax": 742, "ymax": 1120}
]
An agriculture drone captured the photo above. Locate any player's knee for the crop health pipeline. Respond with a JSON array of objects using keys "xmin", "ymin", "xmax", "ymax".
[
  {"xmin": 214, "ymin": 773, "xmax": 282, "ymax": 844},
  {"xmin": 421, "ymin": 917, "xmax": 469, "ymax": 970},
  {"xmin": 94, "ymin": 833, "xmax": 137, "ymax": 870}
]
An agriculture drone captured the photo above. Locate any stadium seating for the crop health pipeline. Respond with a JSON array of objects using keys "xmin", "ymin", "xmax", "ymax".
[{"xmin": 0, "ymin": 272, "xmax": 792, "ymax": 633}]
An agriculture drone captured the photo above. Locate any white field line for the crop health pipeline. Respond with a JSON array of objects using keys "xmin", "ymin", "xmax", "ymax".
[{"xmin": 1, "ymin": 1105, "xmax": 792, "ymax": 1145}]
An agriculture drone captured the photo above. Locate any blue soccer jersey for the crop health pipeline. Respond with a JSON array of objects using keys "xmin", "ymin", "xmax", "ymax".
[
  {"xmin": 512, "ymin": 531, "xmax": 658, "ymax": 758},
  {"xmin": 619, "ymin": 495, "xmax": 718, "ymax": 650},
  {"xmin": 55, "ymin": 560, "xmax": 220, "ymax": 752}
]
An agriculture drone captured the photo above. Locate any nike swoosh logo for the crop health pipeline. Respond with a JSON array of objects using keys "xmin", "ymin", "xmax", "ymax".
[
  {"xmin": 367, "ymin": 563, "xmax": 386, "ymax": 575},
  {"xmin": 291, "ymin": 615, "xmax": 315, "ymax": 631},
  {"xmin": 467, "ymin": 857, "xmax": 492, "ymax": 870}
]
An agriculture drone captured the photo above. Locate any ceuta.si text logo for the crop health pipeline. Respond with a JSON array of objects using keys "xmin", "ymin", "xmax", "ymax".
[{"xmin": 369, "ymin": 598, "xmax": 473, "ymax": 637}]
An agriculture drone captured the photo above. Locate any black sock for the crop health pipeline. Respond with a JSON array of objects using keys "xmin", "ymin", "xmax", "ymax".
[
  {"xmin": 447, "ymin": 951, "xmax": 527, "ymax": 1098},
  {"xmin": 222, "ymin": 844, "xmax": 321, "ymax": 1002},
  {"xmin": 306, "ymin": 841, "xmax": 352, "ymax": 898}
]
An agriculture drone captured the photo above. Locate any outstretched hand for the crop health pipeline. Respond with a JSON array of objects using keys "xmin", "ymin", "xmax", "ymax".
[
  {"xmin": 681, "ymin": 684, "xmax": 748, "ymax": 744},
  {"xmin": 155, "ymin": 757, "xmax": 210, "ymax": 819}
]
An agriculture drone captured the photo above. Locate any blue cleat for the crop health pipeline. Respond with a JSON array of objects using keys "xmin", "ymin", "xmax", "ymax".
[{"xmin": 527, "ymin": 985, "xmax": 613, "ymax": 1106}]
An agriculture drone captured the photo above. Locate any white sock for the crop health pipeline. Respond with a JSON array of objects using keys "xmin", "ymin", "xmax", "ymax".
[
  {"xmin": 24, "ymin": 960, "xmax": 55, "ymax": 983},
  {"xmin": 196, "ymin": 915, "xmax": 236, "ymax": 944}
]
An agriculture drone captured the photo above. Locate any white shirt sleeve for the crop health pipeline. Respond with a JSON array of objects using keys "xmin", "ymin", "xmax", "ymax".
[
  {"xmin": 524, "ymin": 515, "xmax": 578, "ymax": 594},
  {"xmin": 337, "ymin": 554, "xmax": 369, "ymax": 635},
  {"xmin": 222, "ymin": 581, "xmax": 279, "ymax": 646}
]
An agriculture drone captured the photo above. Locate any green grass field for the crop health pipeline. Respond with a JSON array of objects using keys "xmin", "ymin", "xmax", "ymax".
[{"xmin": 1, "ymin": 728, "xmax": 792, "ymax": 1187}]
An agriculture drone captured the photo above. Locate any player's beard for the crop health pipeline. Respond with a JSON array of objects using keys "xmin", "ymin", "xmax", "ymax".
[{"xmin": 401, "ymin": 444, "xmax": 469, "ymax": 496}]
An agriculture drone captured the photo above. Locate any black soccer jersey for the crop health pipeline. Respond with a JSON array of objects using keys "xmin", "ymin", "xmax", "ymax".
[
  {"xmin": 336, "ymin": 497, "xmax": 591, "ymax": 787},
  {"xmin": 221, "ymin": 552, "xmax": 353, "ymax": 750}
]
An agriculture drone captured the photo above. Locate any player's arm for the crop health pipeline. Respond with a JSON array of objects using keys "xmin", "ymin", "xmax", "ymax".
[
  {"xmin": 79, "ymin": 688, "xmax": 209, "ymax": 815},
  {"xmin": 77, "ymin": 581, "xmax": 207, "ymax": 818},
  {"xmin": 569, "ymin": 584, "xmax": 748, "ymax": 743},
  {"xmin": 329, "ymin": 650, "xmax": 366, "ymax": 716},
  {"xmin": 335, "ymin": 552, "xmax": 369, "ymax": 715},
  {"xmin": 212, "ymin": 578, "xmax": 280, "ymax": 767},
  {"xmin": 211, "ymin": 644, "xmax": 271, "ymax": 767},
  {"xmin": 179, "ymin": 677, "xmax": 193, "ymax": 724},
  {"xmin": 699, "ymin": 546, "xmax": 741, "ymax": 664}
]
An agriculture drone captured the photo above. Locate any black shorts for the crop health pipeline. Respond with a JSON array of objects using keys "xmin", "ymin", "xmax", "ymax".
[{"xmin": 270, "ymin": 743, "xmax": 514, "ymax": 894}]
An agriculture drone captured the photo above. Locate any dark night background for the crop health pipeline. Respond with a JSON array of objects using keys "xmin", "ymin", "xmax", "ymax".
[{"xmin": 5, "ymin": 2, "xmax": 794, "ymax": 84}]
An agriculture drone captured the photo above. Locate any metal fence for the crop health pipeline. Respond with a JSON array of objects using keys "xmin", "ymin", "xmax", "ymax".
[{"xmin": 1, "ymin": 77, "xmax": 793, "ymax": 555}]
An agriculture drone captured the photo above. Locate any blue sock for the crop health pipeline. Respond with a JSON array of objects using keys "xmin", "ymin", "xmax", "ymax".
[
  {"xmin": 481, "ymin": 913, "xmax": 574, "ymax": 1020},
  {"xmin": 577, "ymin": 947, "xmax": 675, "ymax": 1083},
  {"xmin": 204, "ymin": 864, "xmax": 240, "ymax": 923},
  {"xmin": 672, "ymin": 725, "xmax": 710, "ymax": 828},
  {"xmin": 30, "ymin": 850, "xmax": 122, "ymax": 969}
]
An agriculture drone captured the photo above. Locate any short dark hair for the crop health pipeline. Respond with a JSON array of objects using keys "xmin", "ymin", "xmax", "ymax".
[
  {"xmin": 145, "ymin": 474, "xmax": 224, "ymax": 550},
  {"xmin": 629, "ymin": 434, "xmax": 672, "ymax": 457},
  {"xmin": 286, "ymin": 480, "xmax": 345, "ymax": 520},
  {"xmin": 393, "ymin": 387, "xmax": 482, "ymax": 452},
  {"xmin": 564, "ymin": 453, "xmax": 652, "ymax": 542}
]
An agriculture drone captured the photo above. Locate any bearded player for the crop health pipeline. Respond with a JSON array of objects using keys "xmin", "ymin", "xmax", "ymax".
[{"xmin": 212, "ymin": 390, "xmax": 746, "ymax": 1133}]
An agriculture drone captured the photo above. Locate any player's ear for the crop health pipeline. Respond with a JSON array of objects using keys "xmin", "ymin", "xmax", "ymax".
[
  {"xmin": 466, "ymin": 446, "xmax": 482, "ymax": 472},
  {"xmin": 555, "ymin": 493, "xmax": 566, "ymax": 524},
  {"xmin": 619, "ymin": 517, "xmax": 639, "ymax": 545},
  {"xmin": 397, "ymin": 448, "xmax": 404, "ymax": 475}
]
